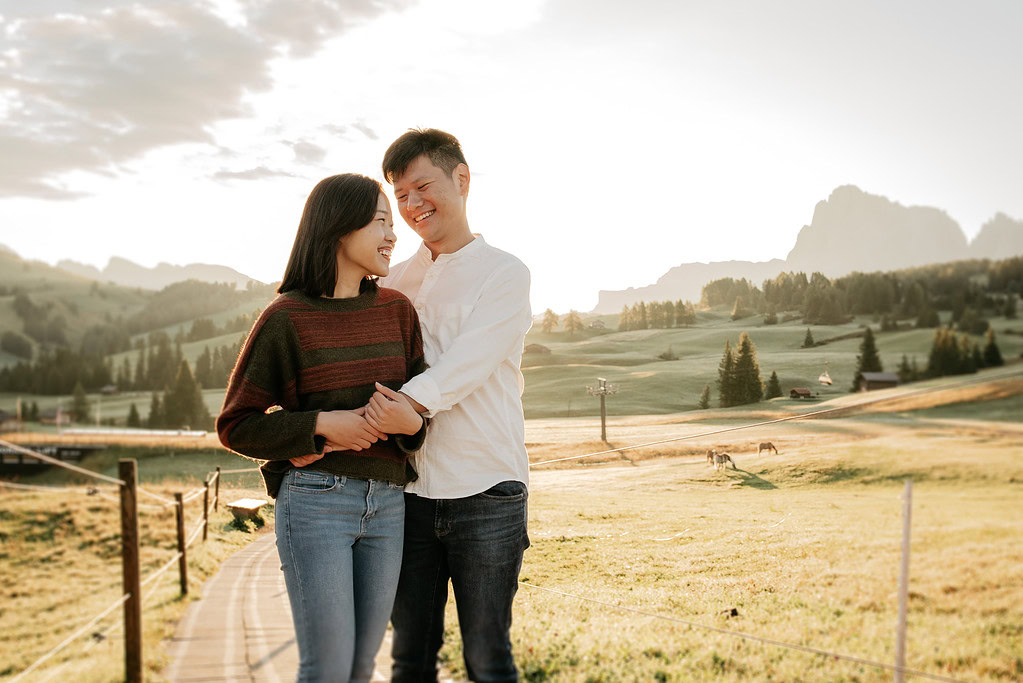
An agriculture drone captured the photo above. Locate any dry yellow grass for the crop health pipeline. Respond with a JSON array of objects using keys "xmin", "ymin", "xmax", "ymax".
[
  {"xmin": 0, "ymin": 482, "xmax": 271, "ymax": 682},
  {"xmin": 434, "ymin": 404, "xmax": 1023, "ymax": 681}
]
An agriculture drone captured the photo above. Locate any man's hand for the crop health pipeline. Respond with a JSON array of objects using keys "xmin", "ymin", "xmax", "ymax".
[
  {"xmin": 365, "ymin": 383, "xmax": 425, "ymax": 435},
  {"xmin": 315, "ymin": 409, "xmax": 387, "ymax": 452},
  {"xmin": 290, "ymin": 452, "xmax": 325, "ymax": 467}
]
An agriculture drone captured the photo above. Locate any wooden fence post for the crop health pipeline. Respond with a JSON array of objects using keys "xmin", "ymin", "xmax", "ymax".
[
  {"xmin": 174, "ymin": 492, "xmax": 188, "ymax": 596},
  {"xmin": 214, "ymin": 466, "xmax": 221, "ymax": 511},
  {"xmin": 119, "ymin": 459, "xmax": 143, "ymax": 683},
  {"xmin": 894, "ymin": 479, "xmax": 913, "ymax": 683},
  {"xmin": 202, "ymin": 478, "xmax": 210, "ymax": 542}
]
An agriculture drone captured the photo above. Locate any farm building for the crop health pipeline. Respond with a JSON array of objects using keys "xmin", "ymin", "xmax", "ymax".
[
  {"xmin": 588, "ymin": 320, "xmax": 606, "ymax": 329},
  {"xmin": 858, "ymin": 372, "xmax": 899, "ymax": 392},
  {"xmin": 790, "ymin": 387, "xmax": 813, "ymax": 399}
]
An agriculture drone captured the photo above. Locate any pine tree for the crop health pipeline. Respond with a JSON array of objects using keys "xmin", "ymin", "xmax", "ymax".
[
  {"xmin": 733, "ymin": 332, "xmax": 764, "ymax": 405},
  {"xmin": 118, "ymin": 356, "xmax": 132, "ymax": 391},
  {"xmin": 71, "ymin": 380, "xmax": 90, "ymax": 423},
  {"xmin": 698, "ymin": 384, "xmax": 711, "ymax": 409},
  {"xmin": 126, "ymin": 403, "xmax": 141, "ymax": 428},
  {"xmin": 164, "ymin": 360, "xmax": 210, "ymax": 429},
  {"xmin": 982, "ymin": 328, "xmax": 1004, "ymax": 367},
  {"xmin": 674, "ymin": 300, "xmax": 686, "ymax": 327},
  {"xmin": 29, "ymin": 401, "xmax": 40, "ymax": 422},
  {"xmin": 896, "ymin": 354, "xmax": 913, "ymax": 383},
  {"xmin": 765, "ymin": 371, "xmax": 782, "ymax": 399},
  {"xmin": 1004, "ymin": 294, "xmax": 1018, "ymax": 320},
  {"xmin": 915, "ymin": 305, "xmax": 940, "ymax": 328},
  {"xmin": 802, "ymin": 328, "xmax": 815, "ymax": 348},
  {"xmin": 542, "ymin": 308, "xmax": 560, "ymax": 334},
  {"xmin": 717, "ymin": 341, "xmax": 737, "ymax": 407},
  {"xmin": 195, "ymin": 346, "xmax": 212, "ymax": 388},
  {"xmin": 618, "ymin": 305, "xmax": 631, "ymax": 331},
  {"xmin": 731, "ymin": 296, "xmax": 751, "ymax": 320},
  {"xmin": 851, "ymin": 328, "xmax": 883, "ymax": 391},
  {"xmin": 563, "ymin": 310, "xmax": 584, "ymax": 337},
  {"xmin": 134, "ymin": 347, "xmax": 147, "ymax": 390},
  {"xmin": 147, "ymin": 391, "xmax": 163, "ymax": 428},
  {"xmin": 636, "ymin": 302, "xmax": 648, "ymax": 330}
]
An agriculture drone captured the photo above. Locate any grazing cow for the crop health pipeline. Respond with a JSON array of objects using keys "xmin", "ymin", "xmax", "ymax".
[
  {"xmin": 713, "ymin": 452, "xmax": 736, "ymax": 470},
  {"xmin": 758, "ymin": 442, "xmax": 779, "ymax": 455}
]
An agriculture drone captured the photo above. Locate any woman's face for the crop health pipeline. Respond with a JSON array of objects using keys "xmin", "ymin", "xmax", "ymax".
[{"xmin": 338, "ymin": 192, "xmax": 396, "ymax": 278}]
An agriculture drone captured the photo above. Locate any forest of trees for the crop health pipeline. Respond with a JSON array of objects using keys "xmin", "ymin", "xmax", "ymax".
[
  {"xmin": 700, "ymin": 256, "xmax": 1022, "ymax": 328},
  {"xmin": 618, "ymin": 300, "xmax": 697, "ymax": 331},
  {"xmin": 0, "ymin": 327, "xmax": 246, "ymax": 395}
]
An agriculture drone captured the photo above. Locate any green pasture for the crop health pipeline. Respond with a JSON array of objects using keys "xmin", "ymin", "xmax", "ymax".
[{"xmin": 521, "ymin": 309, "xmax": 1023, "ymax": 418}]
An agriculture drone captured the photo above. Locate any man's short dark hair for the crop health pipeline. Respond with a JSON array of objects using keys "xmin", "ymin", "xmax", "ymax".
[{"xmin": 382, "ymin": 128, "xmax": 467, "ymax": 183}]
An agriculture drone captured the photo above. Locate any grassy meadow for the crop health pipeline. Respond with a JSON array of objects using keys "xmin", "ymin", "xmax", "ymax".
[
  {"xmin": 1, "ymin": 297, "xmax": 1021, "ymax": 681},
  {"xmin": 432, "ymin": 375, "xmax": 1023, "ymax": 682}
]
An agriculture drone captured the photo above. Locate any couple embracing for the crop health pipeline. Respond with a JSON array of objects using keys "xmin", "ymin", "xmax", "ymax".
[{"xmin": 217, "ymin": 129, "xmax": 531, "ymax": 682}]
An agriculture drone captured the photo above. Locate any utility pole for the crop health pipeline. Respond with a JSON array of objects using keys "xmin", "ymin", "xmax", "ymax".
[{"xmin": 586, "ymin": 377, "xmax": 618, "ymax": 442}]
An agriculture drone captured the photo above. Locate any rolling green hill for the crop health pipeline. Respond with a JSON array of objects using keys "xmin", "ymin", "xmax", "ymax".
[{"xmin": 520, "ymin": 308, "xmax": 1023, "ymax": 419}]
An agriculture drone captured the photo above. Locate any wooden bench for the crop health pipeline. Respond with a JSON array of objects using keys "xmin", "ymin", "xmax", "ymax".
[{"xmin": 226, "ymin": 498, "xmax": 268, "ymax": 522}]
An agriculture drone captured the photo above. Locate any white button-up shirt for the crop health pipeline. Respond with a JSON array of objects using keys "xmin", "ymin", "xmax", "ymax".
[{"xmin": 380, "ymin": 235, "xmax": 532, "ymax": 499}]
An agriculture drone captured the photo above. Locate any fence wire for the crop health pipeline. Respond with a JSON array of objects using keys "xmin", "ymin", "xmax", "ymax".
[
  {"xmin": 518, "ymin": 582, "xmax": 968, "ymax": 683},
  {"xmin": 8, "ymin": 593, "xmax": 131, "ymax": 683}
]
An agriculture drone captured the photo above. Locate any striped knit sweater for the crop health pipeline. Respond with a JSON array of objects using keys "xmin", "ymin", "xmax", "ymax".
[{"xmin": 216, "ymin": 282, "xmax": 428, "ymax": 498}]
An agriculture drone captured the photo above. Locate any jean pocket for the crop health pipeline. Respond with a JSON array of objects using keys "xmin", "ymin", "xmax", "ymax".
[
  {"xmin": 287, "ymin": 470, "xmax": 342, "ymax": 493},
  {"xmin": 477, "ymin": 480, "xmax": 527, "ymax": 501}
]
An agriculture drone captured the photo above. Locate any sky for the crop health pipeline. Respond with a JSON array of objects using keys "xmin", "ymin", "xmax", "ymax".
[{"xmin": 1, "ymin": 0, "xmax": 1021, "ymax": 313}]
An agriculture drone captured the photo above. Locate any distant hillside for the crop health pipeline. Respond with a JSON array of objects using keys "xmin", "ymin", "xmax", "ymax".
[
  {"xmin": 0, "ymin": 249, "xmax": 274, "ymax": 370},
  {"xmin": 595, "ymin": 260, "xmax": 787, "ymax": 314},
  {"xmin": 969, "ymin": 213, "xmax": 1023, "ymax": 259},
  {"xmin": 56, "ymin": 256, "xmax": 261, "ymax": 290},
  {"xmin": 593, "ymin": 186, "xmax": 1022, "ymax": 313}
]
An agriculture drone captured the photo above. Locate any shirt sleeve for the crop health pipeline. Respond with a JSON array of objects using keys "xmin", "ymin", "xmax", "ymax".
[
  {"xmin": 216, "ymin": 308, "xmax": 324, "ymax": 460},
  {"xmin": 399, "ymin": 260, "xmax": 531, "ymax": 416}
]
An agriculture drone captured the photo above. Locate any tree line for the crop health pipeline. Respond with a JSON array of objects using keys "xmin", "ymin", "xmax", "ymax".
[
  {"xmin": 617, "ymin": 300, "xmax": 698, "ymax": 331},
  {"xmin": 701, "ymin": 256, "xmax": 1021, "ymax": 327},
  {"xmin": 0, "ymin": 331, "xmax": 245, "ymax": 395}
]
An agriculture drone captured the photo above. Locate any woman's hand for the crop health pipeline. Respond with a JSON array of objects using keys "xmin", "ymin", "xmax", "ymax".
[
  {"xmin": 315, "ymin": 408, "xmax": 388, "ymax": 452},
  {"xmin": 365, "ymin": 383, "xmax": 425, "ymax": 435}
]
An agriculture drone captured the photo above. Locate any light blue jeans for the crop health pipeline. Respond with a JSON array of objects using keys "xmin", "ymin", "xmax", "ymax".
[{"xmin": 275, "ymin": 469, "xmax": 405, "ymax": 683}]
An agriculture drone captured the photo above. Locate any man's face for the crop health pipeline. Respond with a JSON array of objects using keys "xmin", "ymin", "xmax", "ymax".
[{"xmin": 391, "ymin": 154, "xmax": 468, "ymax": 244}]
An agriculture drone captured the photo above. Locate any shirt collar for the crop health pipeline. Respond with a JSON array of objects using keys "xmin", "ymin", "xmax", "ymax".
[{"xmin": 416, "ymin": 234, "xmax": 485, "ymax": 264}]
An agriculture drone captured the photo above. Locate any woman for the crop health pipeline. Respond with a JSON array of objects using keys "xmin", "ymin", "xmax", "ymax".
[{"xmin": 217, "ymin": 173, "xmax": 426, "ymax": 682}]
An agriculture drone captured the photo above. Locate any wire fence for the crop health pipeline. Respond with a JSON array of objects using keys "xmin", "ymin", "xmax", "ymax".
[{"xmin": 0, "ymin": 444, "xmax": 235, "ymax": 682}]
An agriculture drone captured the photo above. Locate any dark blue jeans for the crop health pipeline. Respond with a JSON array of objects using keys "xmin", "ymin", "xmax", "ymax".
[{"xmin": 390, "ymin": 480, "xmax": 530, "ymax": 682}]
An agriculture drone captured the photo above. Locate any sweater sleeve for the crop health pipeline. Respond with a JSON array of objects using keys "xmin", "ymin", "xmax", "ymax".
[
  {"xmin": 395, "ymin": 302, "xmax": 428, "ymax": 454},
  {"xmin": 216, "ymin": 306, "xmax": 324, "ymax": 461}
]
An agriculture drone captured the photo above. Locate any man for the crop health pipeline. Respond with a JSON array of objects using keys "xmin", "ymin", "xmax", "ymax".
[{"xmin": 368, "ymin": 128, "xmax": 532, "ymax": 681}]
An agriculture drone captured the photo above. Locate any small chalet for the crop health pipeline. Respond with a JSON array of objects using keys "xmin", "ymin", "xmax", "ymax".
[
  {"xmin": 100, "ymin": 384, "xmax": 120, "ymax": 395},
  {"xmin": 790, "ymin": 387, "xmax": 813, "ymax": 399},
  {"xmin": 523, "ymin": 343, "xmax": 551, "ymax": 355},
  {"xmin": 858, "ymin": 372, "xmax": 899, "ymax": 392},
  {"xmin": 588, "ymin": 320, "xmax": 606, "ymax": 329}
]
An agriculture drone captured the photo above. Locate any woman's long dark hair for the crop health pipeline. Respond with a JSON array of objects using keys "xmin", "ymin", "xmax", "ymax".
[{"xmin": 278, "ymin": 174, "xmax": 381, "ymax": 297}]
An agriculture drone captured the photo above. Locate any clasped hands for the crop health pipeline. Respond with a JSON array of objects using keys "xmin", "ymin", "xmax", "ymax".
[{"xmin": 289, "ymin": 383, "xmax": 423, "ymax": 467}]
